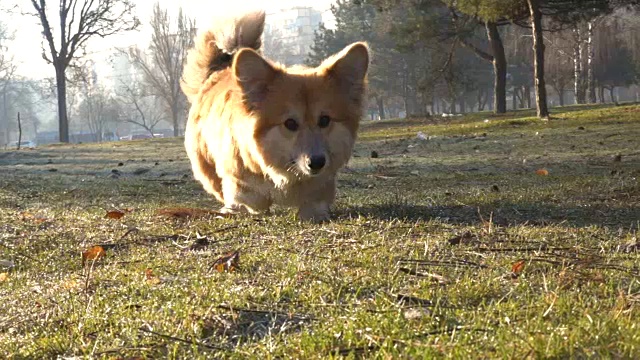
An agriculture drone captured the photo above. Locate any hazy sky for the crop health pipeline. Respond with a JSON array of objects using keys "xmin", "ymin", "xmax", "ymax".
[{"xmin": 2, "ymin": 0, "xmax": 336, "ymax": 79}]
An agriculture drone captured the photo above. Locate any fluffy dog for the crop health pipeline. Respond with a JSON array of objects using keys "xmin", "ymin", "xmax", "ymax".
[{"xmin": 181, "ymin": 11, "xmax": 369, "ymax": 222}]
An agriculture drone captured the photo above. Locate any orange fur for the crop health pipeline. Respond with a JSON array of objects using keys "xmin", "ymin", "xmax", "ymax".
[{"xmin": 181, "ymin": 11, "xmax": 369, "ymax": 222}]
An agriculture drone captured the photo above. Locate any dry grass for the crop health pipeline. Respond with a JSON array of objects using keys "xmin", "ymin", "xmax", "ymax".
[{"xmin": 1, "ymin": 103, "xmax": 639, "ymax": 359}]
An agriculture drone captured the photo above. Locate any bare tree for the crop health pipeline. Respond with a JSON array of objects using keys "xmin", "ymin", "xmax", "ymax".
[
  {"xmin": 126, "ymin": 3, "xmax": 195, "ymax": 137},
  {"xmin": 1, "ymin": 21, "xmax": 16, "ymax": 145},
  {"xmin": 546, "ymin": 31, "xmax": 574, "ymax": 106},
  {"xmin": 74, "ymin": 62, "xmax": 115, "ymax": 142},
  {"xmin": 29, "ymin": 0, "xmax": 138, "ymax": 143},
  {"xmin": 263, "ymin": 27, "xmax": 296, "ymax": 65},
  {"xmin": 116, "ymin": 81, "xmax": 165, "ymax": 136}
]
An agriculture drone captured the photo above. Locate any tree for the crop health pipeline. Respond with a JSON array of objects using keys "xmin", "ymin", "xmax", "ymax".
[
  {"xmin": 525, "ymin": 0, "xmax": 640, "ymax": 116},
  {"xmin": 30, "ymin": 0, "xmax": 138, "ymax": 143},
  {"xmin": 263, "ymin": 27, "xmax": 296, "ymax": 65},
  {"xmin": 546, "ymin": 31, "xmax": 574, "ymax": 106},
  {"xmin": 1, "ymin": 20, "xmax": 17, "ymax": 145},
  {"xmin": 125, "ymin": 3, "xmax": 195, "ymax": 137},
  {"xmin": 593, "ymin": 18, "xmax": 637, "ymax": 103},
  {"xmin": 74, "ymin": 62, "xmax": 117, "ymax": 142},
  {"xmin": 446, "ymin": 1, "xmax": 528, "ymax": 114},
  {"xmin": 116, "ymin": 81, "xmax": 166, "ymax": 136}
]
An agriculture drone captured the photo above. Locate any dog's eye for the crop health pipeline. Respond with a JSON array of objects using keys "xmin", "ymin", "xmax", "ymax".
[
  {"xmin": 318, "ymin": 115, "xmax": 331, "ymax": 128},
  {"xmin": 284, "ymin": 118, "xmax": 299, "ymax": 131}
]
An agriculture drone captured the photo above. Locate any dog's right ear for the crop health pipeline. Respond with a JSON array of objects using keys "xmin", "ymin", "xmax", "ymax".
[{"xmin": 233, "ymin": 49, "xmax": 278, "ymax": 108}]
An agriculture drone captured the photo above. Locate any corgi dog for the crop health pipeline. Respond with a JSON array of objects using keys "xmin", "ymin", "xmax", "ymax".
[{"xmin": 181, "ymin": 11, "xmax": 369, "ymax": 223}]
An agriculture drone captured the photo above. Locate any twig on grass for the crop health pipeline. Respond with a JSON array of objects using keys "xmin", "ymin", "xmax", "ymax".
[{"xmin": 138, "ymin": 326, "xmax": 227, "ymax": 351}]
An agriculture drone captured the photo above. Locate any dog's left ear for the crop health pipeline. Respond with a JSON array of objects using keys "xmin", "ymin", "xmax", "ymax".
[
  {"xmin": 326, "ymin": 42, "xmax": 369, "ymax": 99},
  {"xmin": 233, "ymin": 48, "xmax": 278, "ymax": 107}
]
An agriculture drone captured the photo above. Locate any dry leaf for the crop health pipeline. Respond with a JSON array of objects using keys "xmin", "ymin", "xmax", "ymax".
[
  {"xmin": 145, "ymin": 268, "xmax": 162, "ymax": 285},
  {"xmin": 20, "ymin": 212, "xmax": 48, "ymax": 223},
  {"xmin": 61, "ymin": 277, "xmax": 80, "ymax": 290},
  {"xmin": 511, "ymin": 260, "xmax": 526, "ymax": 278},
  {"xmin": 211, "ymin": 251, "xmax": 240, "ymax": 273},
  {"xmin": 535, "ymin": 169, "xmax": 549, "ymax": 176},
  {"xmin": 82, "ymin": 245, "xmax": 106, "ymax": 265},
  {"xmin": 105, "ymin": 210, "xmax": 125, "ymax": 219},
  {"xmin": 0, "ymin": 273, "xmax": 8, "ymax": 282}
]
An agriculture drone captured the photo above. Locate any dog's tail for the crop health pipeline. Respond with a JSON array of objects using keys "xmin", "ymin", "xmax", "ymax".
[{"xmin": 181, "ymin": 11, "xmax": 266, "ymax": 103}]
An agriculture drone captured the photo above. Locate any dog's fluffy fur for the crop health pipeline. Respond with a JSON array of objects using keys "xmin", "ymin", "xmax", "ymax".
[{"xmin": 181, "ymin": 11, "xmax": 369, "ymax": 222}]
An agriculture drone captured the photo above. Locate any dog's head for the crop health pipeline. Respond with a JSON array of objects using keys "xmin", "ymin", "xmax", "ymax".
[{"xmin": 232, "ymin": 43, "xmax": 369, "ymax": 185}]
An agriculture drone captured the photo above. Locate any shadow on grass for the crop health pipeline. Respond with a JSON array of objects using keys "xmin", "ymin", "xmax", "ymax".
[
  {"xmin": 202, "ymin": 307, "xmax": 311, "ymax": 348},
  {"xmin": 337, "ymin": 202, "xmax": 640, "ymax": 229}
]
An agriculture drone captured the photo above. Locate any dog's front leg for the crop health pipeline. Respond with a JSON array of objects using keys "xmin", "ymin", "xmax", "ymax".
[
  {"xmin": 296, "ymin": 177, "xmax": 336, "ymax": 223},
  {"xmin": 220, "ymin": 177, "xmax": 271, "ymax": 214},
  {"xmin": 297, "ymin": 201, "xmax": 331, "ymax": 223}
]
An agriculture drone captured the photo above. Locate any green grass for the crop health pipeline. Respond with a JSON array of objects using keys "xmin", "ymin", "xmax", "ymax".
[{"xmin": 1, "ymin": 103, "xmax": 639, "ymax": 359}]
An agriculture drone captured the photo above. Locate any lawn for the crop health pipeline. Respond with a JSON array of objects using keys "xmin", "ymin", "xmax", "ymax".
[{"xmin": 1, "ymin": 104, "xmax": 639, "ymax": 359}]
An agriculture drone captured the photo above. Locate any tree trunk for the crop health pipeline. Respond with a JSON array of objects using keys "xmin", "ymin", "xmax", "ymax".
[
  {"xmin": 574, "ymin": 26, "xmax": 584, "ymax": 104},
  {"xmin": 558, "ymin": 88, "xmax": 565, "ymax": 106},
  {"xmin": 512, "ymin": 87, "xmax": 517, "ymax": 110},
  {"xmin": 376, "ymin": 96, "xmax": 385, "ymax": 120},
  {"xmin": 2, "ymin": 88, "xmax": 8, "ymax": 145},
  {"xmin": 55, "ymin": 64, "xmax": 70, "ymax": 143},
  {"xmin": 459, "ymin": 97, "xmax": 465, "ymax": 114},
  {"xmin": 599, "ymin": 87, "xmax": 605, "ymax": 103},
  {"xmin": 525, "ymin": 86, "xmax": 532, "ymax": 108},
  {"xmin": 486, "ymin": 22, "xmax": 507, "ymax": 114},
  {"xmin": 171, "ymin": 103, "xmax": 179, "ymax": 137},
  {"xmin": 17, "ymin": 112, "xmax": 22, "ymax": 150},
  {"xmin": 527, "ymin": 0, "xmax": 550, "ymax": 118},
  {"xmin": 610, "ymin": 87, "xmax": 616, "ymax": 104},
  {"xmin": 586, "ymin": 21, "xmax": 596, "ymax": 104},
  {"xmin": 477, "ymin": 90, "xmax": 485, "ymax": 111}
]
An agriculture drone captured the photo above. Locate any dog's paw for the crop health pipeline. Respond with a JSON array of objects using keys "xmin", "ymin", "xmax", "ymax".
[
  {"xmin": 297, "ymin": 203, "xmax": 330, "ymax": 224},
  {"xmin": 219, "ymin": 204, "xmax": 245, "ymax": 215}
]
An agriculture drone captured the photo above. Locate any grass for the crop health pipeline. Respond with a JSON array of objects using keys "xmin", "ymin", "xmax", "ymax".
[{"xmin": 1, "ymin": 103, "xmax": 639, "ymax": 359}]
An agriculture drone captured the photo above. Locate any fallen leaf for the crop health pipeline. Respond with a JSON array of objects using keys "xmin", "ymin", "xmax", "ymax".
[
  {"xmin": 105, "ymin": 210, "xmax": 125, "ymax": 219},
  {"xmin": 511, "ymin": 260, "xmax": 526, "ymax": 278},
  {"xmin": 535, "ymin": 169, "xmax": 549, "ymax": 176},
  {"xmin": 370, "ymin": 150, "xmax": 379, "ymax": 158},
  {"xmin": 613, "ymin": 154, "xmax": 622, "ymax": 162},
  {"xmin": 211, "ymin": 250, "xmax": 240, "ymax": 273},
  {"xmin": 491, "ymin": 185, "xmax": 500, "ymax": 192},
  {"xmin": 82, "ymin": 246, "xmax": 106, "ymax": 265},
  {"xmin": 145, "ymin": 268, "xmax": 162, "ymax": 285},
  {"xmin": 0, "ymin": 273, "xmax": 8, "ymax": 282},
  {"xmin": 61, "ymin": 277, "xmax": 80, "ymax": 290}
]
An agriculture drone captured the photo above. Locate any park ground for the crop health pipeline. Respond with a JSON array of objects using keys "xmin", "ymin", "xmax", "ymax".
[{"xmin": 0, "ymin": 103, "xmax": 639, "ymax": 358}]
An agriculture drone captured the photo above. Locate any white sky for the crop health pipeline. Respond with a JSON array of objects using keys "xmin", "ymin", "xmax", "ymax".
[{"xmin": 2, "ymin": 0, "xmax": 335, "ymax": 79}]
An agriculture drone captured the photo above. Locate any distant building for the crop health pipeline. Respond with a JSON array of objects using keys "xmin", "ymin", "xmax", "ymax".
[{"xmin": 265, "ymin": 7, "xmax": 324, "ymax": 65}]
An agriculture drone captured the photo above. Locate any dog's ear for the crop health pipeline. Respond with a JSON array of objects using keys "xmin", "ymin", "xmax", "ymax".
[
  {"xmin": 326, "ymin": 42, "xmax": 369, "ymax": 100},
  {"xmin": 233, "ymin": 49, "xmax": 278, "ymax": 107}
]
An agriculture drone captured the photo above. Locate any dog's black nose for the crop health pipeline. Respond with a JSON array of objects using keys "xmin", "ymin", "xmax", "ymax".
[{"xmin": 308, "ymin": 155, "xmax": 326, "ymax": 171}]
